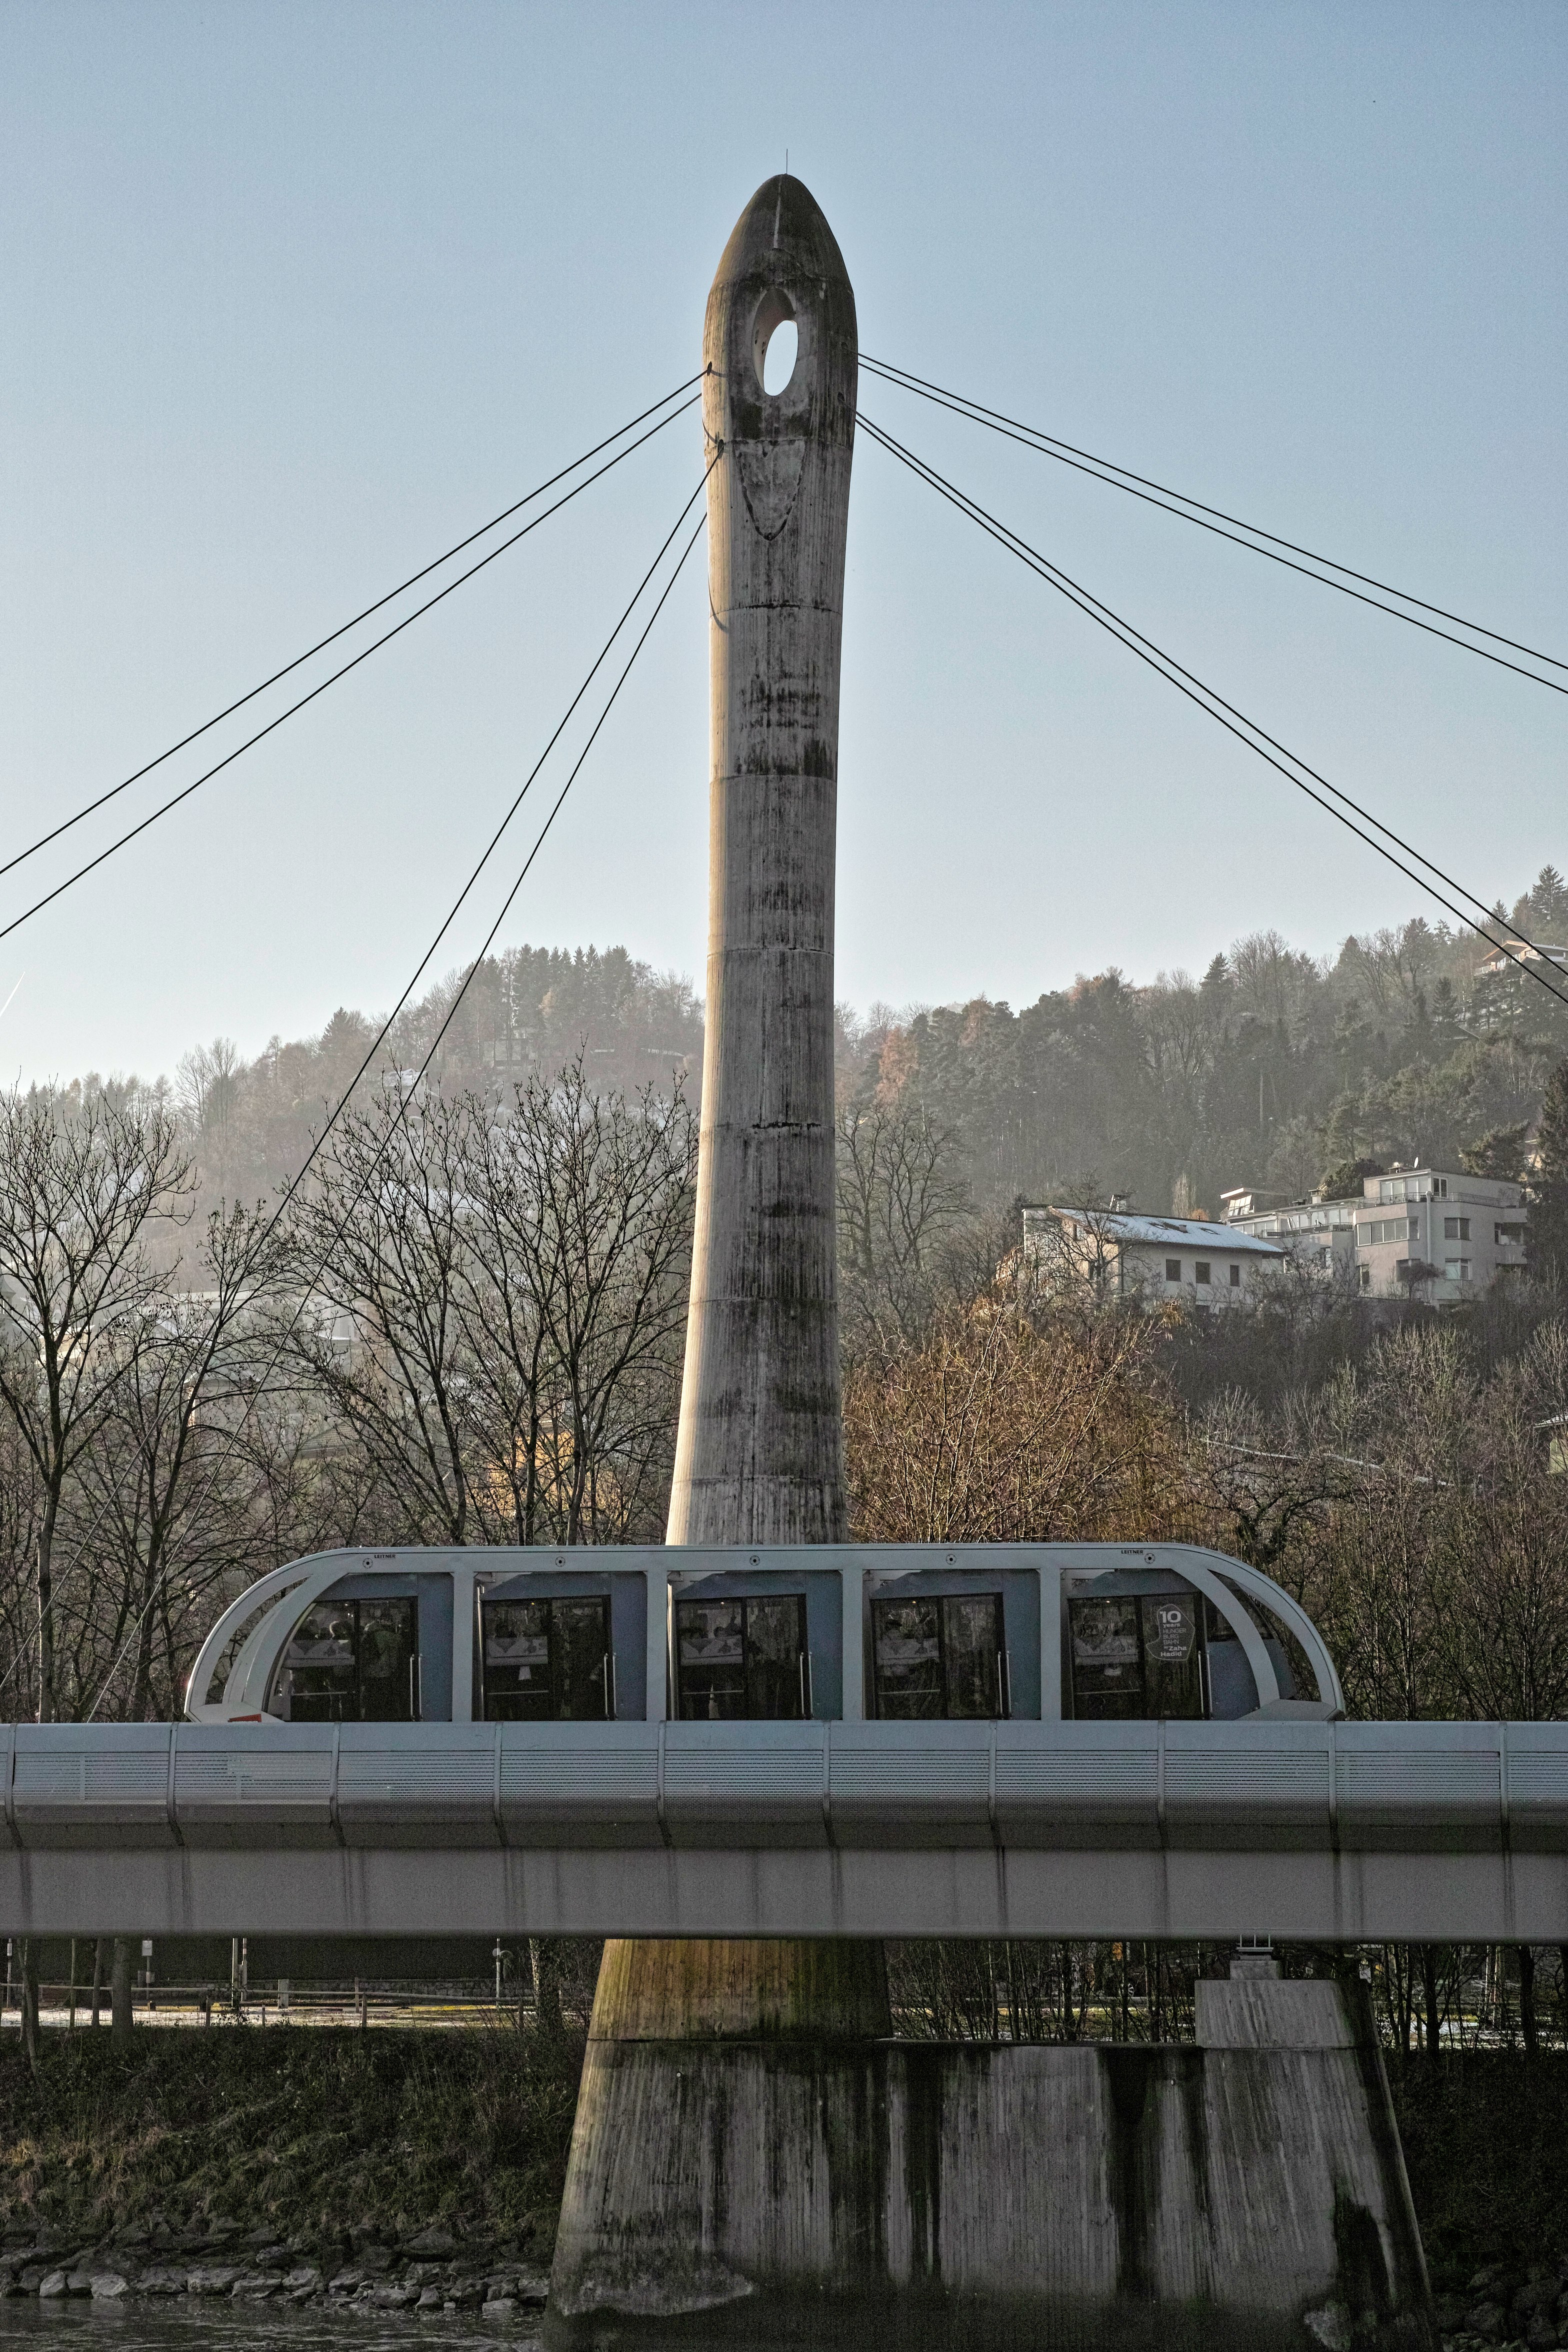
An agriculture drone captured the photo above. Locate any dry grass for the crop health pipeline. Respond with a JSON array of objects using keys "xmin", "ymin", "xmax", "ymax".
[{"xmin": 0, "ymin": 2022, "xmax": 585, "ymax": 2244}]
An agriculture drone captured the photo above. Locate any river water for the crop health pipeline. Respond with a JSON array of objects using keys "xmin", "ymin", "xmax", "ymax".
[{"xmin": 0, "ymin": 2310, "xmax": 542, "ymax": 2350}]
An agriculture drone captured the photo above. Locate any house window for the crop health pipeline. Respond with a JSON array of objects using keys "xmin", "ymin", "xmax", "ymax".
[
  {"xmin": 1436, "ymin": 1178, "xmax": 1449, "ymax": 1199},
  {"xmin": 1444, "ymin": 1216, "xmax": 1470, "ymax": 1242},
  {"xmin": 1196, "ymin": 1262, "xmax": 1212, "ymax": 1285},
  {"xmin": 1444, "ymin": 1258, "xmax": 1472, "ymax": 1284},
  {"xmin": 1359, "ymin": 1267, "xmax": 1372, "ymax": 1292},
  {"xmin": 1496, "ymin": 1222, "xmax": 1525, "ymax": 1244},
  {"xmin": 1165, "ymin": 1259, "xmax": 1182, "ymax": 1282},
  {"xmin": 1228, "ymin": 1264, "xmax": 1241, "ymax": 1287}
]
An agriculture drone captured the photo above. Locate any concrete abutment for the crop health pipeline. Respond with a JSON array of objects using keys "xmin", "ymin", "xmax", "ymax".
[{"xmin": 548, "ymin": 1962, "xmax": 1436, "ymax": 2350}]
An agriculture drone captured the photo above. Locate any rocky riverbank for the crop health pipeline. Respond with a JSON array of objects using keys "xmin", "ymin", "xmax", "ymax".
[
  {"xmin": 1430, "ymin": 2258, "xmax": 1568, "ymax": 2352},
  {"xmin": 0, "ymin": 2217, "xmax": 548, "ymax": 2322},
  {"xmin": 2, "ymin": 2030, "xmax": 1566, "ymax": 2338}
]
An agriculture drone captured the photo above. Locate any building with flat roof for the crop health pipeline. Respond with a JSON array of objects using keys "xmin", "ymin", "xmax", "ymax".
[
  {"xmin": 1223, "ymin": 1166, "xmax": 1526, "ymax": 1299},
  {"xmin": 1022, "ymin": 1206, "xmax": 1288, "ymax": 1306}
]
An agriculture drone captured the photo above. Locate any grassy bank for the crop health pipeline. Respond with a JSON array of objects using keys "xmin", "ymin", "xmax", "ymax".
[
  {"xmin": 1390, "ymin": 2052, "xmax": 1568, "ymax": 2280},
  {"xmin": 0, "ymin": 2024, "xmax": 584, "ymax": 2250},
  {"xmin": 3, "ymin": 2029, "xmax": 1566, "ymax": 2286}
]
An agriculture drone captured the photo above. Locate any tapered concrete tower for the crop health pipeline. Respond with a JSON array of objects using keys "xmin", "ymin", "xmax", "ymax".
[
  {"xmin": 666, "ymin": 171, "xmax": 857, "ymax": 1546},
  {"xmin": 548, "ymin": 178, "xmax": 888, "ymax": 2344}
]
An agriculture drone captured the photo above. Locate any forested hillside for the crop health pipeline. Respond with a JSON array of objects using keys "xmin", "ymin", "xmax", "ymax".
[
  {"xmin": 62, "ymin": 946, "xmax": 704, "ymax": 1220},
  {"xmin": 38, "ymin": 862, "xmax": 1568, "ymax": 1223},
  {"xmin": 841, "ymin": 865, "xmax": 1568, "ymax": 1215}
]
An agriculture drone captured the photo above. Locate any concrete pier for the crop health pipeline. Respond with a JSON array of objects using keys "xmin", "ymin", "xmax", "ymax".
[
  {"xmin": 546, "ymin": 174, "xmax": 1436, "ymax": 2352},
  {"xmin": 547, "ymin": 1962, "xmax": 1436, "ymax": 2350}
]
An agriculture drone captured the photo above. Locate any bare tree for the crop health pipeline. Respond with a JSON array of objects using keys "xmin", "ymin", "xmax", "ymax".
[
  {"xmin": 460, "ymin": 1064, "xmax": 695, "ymax": 1542},
  {"xmin": 0, "ymin": 1090, "xmax": 192, "ymax": 1718},
  {"xmin": 284, "ymin": 1091, "xmax": 478, "ymax": 1544},
  {"xmin": 844, "ymin": 1298, "xmax": 1186, "ymax": 1544},
  {"xmin": 66, "ymin": 1202, "xmax": 282, "ymax": 1720},
  {"xmin": 836, "ymin": 1096, "xmax": 974, "ymax": 1353}
]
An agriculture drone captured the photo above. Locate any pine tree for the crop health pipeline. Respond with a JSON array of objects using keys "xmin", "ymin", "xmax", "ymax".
[{"xmin": 1528, "ymin": 1058, "xmax": 1568, "ymax": 1288}]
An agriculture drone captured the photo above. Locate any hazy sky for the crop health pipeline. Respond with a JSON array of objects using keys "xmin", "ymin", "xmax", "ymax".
[{"xmin": 3, "ymin": 1, "xmax": 1564, "ymax": 1084}]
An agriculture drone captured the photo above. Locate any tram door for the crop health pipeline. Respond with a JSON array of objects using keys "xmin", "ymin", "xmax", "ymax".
[
  {"xmin": 1068, "ymin": 1592, "xmax": 1206, "ymax": 1720},
  {"xmin": 675, "ymin": 1596, "xmax": 807, "ymax": 1720},
  {"xmin": 480, "ymin": 1596, "xmax": 612, "ymax": 1720},
  {"xmin": 872, "ymin": 1593, "xmax": 1008, "ymax": 1718},
  {"xmin": 280, "ymin": 1598, "xmax": 418, "ymax": 1722}
]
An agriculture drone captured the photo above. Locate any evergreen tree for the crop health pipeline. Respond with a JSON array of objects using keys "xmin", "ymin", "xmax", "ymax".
[{"xmin": 1528, "ymin": 1059, "xmax": 1568, "ymax": 1289}]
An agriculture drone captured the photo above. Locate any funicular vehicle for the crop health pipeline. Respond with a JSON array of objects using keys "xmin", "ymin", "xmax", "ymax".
[{"xmin": 186, "ymin": 1543, "xmax": 1341, "ymax": 1726}]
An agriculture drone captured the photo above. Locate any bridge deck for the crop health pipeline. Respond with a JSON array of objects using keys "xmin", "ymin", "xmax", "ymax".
[{"xmin": 2, "ymin": 1718, "xmax": 1564, "ymax": 1940}]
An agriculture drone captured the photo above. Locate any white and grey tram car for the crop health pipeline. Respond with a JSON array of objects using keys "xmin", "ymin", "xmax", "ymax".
[{"xmin": 187, "ymin": 1544, "xmax": 1342, "ymax": 1726}]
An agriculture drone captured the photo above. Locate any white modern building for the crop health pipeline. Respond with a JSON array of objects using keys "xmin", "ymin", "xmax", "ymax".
[
  {"xmin": 1022, "ymin": 1206, "xmax": 1288, "ymax": 1306},
  {"xmin": 1222, "ymin": 1166, "xmax": 1527, "ymax": 1300}
]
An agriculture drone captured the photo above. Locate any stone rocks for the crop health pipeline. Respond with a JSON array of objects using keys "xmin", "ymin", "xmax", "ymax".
[
  {"xmin": 404, "ymin": 2227, "xmax": 458, "ymax": 2257},
  {"xmin": 0, "ymin": 2221, "xmax": 546, "ymax": 2326},
  {"xmin": 186, "ymin": 2264, "xmax": 242, "ymax": 2294},
  {"xmin": 1437, "ymin": 2254, "xmax": 1568, "ymax": 2352}
]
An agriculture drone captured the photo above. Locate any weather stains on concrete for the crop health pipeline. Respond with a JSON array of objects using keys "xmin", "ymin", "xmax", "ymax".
[{"xmin": 548, "ymin": 2020, "xmax": 1437, "ymax": 2350}]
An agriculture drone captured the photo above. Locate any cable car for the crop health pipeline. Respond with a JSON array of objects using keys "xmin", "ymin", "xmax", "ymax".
[{"xmin": 186, "ymin": 1543, "xmax": 1342, "ymax": 1726}]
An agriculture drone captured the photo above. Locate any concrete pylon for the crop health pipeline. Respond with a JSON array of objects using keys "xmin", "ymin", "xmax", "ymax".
[
  {"xmin": 666, "ymin": 170, "xmax": 856, "ymax": 1550},
  {"xmin": 547, "ymin": 176, "xmax": 888, "ymax": 2344}
]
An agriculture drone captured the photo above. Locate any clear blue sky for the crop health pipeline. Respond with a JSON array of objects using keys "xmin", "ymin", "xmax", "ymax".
[{"xmin": 2, "ymin": 0, "xmax": 1564, "ymax": 1082}]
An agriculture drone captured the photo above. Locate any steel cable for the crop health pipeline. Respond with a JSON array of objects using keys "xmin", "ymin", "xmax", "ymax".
[
  {"xmin": 2, "ymin": 376, "xmax": 704, "ymax": 883},
  {"xmin": 1, "ymin": 470, "xmax": 712, "ymax": 1719},
  {"xmin": 862, "ymin": 356, "xmax": 1568, "ymax": 696},
  {"xmin": 860, "ymin": 412, "xmax": 1568, "ymax": 1018},
  {"xmin": 0, "ymin": 394, "xmax": 702, "ymax": 944}
]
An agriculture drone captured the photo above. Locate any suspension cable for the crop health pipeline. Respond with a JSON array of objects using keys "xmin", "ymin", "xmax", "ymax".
[
  {"xmin": 3, "ymin": 376, "xmax": 704, "ymax": 883},
  {"xmin": 862, "ymin": 356, "xmax": 1568, "ymax": 696},
  {"xmin": 3, "ymin": 472, "xmax": 712, "ymax": 1719},
  {"xmin": 88, "ymin": 494, "xmax": 710, "ymax": 1726},
  {"xmin": 860, "ymin": 412, "xmax": 1568, "ymax": 1018},
  {"xmin": 0, "ymin": 395, "xmax": 701, "ymax": 945}
]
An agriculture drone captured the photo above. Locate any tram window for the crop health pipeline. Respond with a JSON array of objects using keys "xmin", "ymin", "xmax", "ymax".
[
  {"xmin": 481, "ymin": 1596, "xmax": 612, "ymax": 1721},
  {"xmin": 872, "ymin": 1594, "xmax": 1007, "ymax": 1720},
  {"xmin": 1068, "ymin": 1593, "xmax": 1207, "ymax": 1720},
  {"xmin": 280, "ymin": 1598, "xmax": 418, "ymax": 1723},
  {"xmin": 676, "ymin": 1595, "xmax": 806, "ymax": 1720},
  {"xmin": 1069, "ymin": 1596, "xmax": 1143, "ymax": 1720},
  {"xmin": 1202, "ymin": 1596, "xmax": 1253, "ymax": 1719}
]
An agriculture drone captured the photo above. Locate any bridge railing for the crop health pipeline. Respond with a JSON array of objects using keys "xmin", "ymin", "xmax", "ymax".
[{"xmin": 6, "ymin": 1716, "xmax": 1566, "ymax": 1855}]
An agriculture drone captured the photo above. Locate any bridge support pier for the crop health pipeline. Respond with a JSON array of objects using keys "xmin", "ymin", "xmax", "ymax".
[{"xmin": 547, "ymin": 1952, "xmax": 1435, "ymax": 2351}]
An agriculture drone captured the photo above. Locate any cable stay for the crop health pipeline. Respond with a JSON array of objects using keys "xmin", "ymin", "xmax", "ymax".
[
  {"xmin": 862, "ymin": 356, "xmax": 1568, "ymax": 698},
  {"xmin": 0, "ymin": 380, "xmax": 703, "ymax": 912},
  {"xmin": 860, "ymin": 412, "xmax": 1568, "ymax": 1021},
  {"xmin": 4, "ymin": 472, "xmax": 712, "ymax": 1718}
]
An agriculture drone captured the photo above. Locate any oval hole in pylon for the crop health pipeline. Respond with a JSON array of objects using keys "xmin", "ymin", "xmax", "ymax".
[
  {"xmin": 762, "ymin": 318, "xmax": 797, "ymax": 396},
  {"xmin": 751, "ymin": 288, "xmax": 798, "ymax": 397}
]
